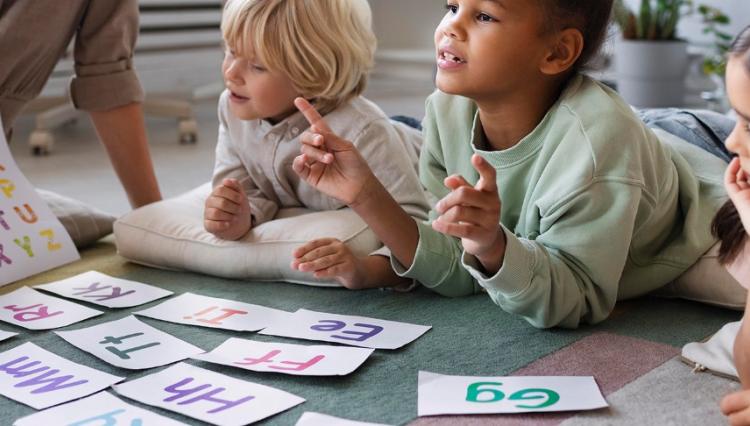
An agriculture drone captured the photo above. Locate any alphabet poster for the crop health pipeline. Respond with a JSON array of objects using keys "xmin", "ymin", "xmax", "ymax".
[
  {"xmin": 0, "ymin": 123, "xmax": 79, "ymax": 287},
  {"xmin": 259, "ymin": 309, "xmax": 431, "ymax": 349},
  {"xmin": 35, "ymin": 270, "xmax": 173, "ymax": 308},
  {"xmin": 113, "ymin": 362, "xmax": 305, "ymax": 426},
  {"xmin": 192, "ymin": 337, "xmax": 374, "ymax": 376},
  {"xmin": 55, "ymin": 316, "xmax": 204, "ymax": 370},
  {"xmin": 0, "ymin": 286, "xmax": 101, "ymax": 330},
  {"xmin": 134, "ymin": 292, "xmax": 290, "ymax": 332},
  {"xmin": 417, "ymin": 371, "xmax": 608, "ymax": 416},
  {"xmin": 0, "ymin": 342, "xmax": 123, "ymax": 409},
  {"xmin": 295, "ymin": 412, "xmax": 391, "ymax": 426},
  {"xmin": 13, "ymin": 391, "xmax": 189, "ymax": 426}
]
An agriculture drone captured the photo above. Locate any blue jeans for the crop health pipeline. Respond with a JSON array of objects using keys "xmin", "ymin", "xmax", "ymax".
[
  {"xmin": 391, "ymin": 115, "xmax": 422, "ymax": 131},
  {"xmin": 638, "ymin": 108, "xmax": 735, "ymax": 163}
]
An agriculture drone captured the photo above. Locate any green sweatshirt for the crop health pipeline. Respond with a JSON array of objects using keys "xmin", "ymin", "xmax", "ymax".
[{"xmin": 392, "ymin": 74, "xmax": 728, "ymax": 328}]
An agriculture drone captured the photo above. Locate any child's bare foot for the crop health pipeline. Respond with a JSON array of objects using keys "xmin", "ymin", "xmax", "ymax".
[{"xmin": 291, "ymin": 238, "xmax": 369, "ymax": 289}]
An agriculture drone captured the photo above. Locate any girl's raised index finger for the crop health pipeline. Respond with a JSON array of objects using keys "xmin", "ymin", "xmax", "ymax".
[
  {"xmin": 294, "ymin": 97, "xmax": 332, "ymax": 132},
  {"xmin": 472, "ymin": 154, "xmax": 497, "ymax": 192}
]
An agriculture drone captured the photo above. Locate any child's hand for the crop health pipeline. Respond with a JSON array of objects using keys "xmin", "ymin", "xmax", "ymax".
[
  {"xmin": 726, "ymin": 157, "xmax": 750, "ymax": 234},
  {"xmin": 432, "ymin": 154, "xmax": 506, "ymax": 274},
  {"xmin": 292, "ymin": 98, "xmax": 378, "ymax": 206},
  {"xmin": 204, "ymin": 178, "xmax": 252, "ymax": 240},
  {"xmin": 291, "ymin": 238, "xmax": 368, "ymax": 289},
  {"xmin": 721, "ymin": 389, "xmax": 750, "ymax": 426}
]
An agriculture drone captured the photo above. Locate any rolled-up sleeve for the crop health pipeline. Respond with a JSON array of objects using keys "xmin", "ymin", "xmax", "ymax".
[{"xmin": 70, "ymin": 0, "xmax": 144, "ymax": 111}]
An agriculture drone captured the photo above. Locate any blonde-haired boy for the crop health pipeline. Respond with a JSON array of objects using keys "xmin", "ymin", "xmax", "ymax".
[{"xmin": 205, "ymin": 0, "xmax": 429, "ymax": 288}]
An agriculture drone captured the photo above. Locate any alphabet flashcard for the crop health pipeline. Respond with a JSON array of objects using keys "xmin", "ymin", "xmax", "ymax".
[
  {"xmin": 259, "ymin": 309, "xmax": 431, "ymax": 349},
  {"xmin": 13, "ymin": 391, "xmax": 188, "ymax": 426},
  {"xmin": 0, "ymin": 286, "xmax": 101, "ymax": 330},
  {"xmin": 417, "ymin": 371, "xmax": 608, "ymax": 416},
  {"xmin": 55, "ymin": 315, "xmax": 204, "ymax": 370},
  {"xmin": 134, "ymin": 292, "xmax": 290, "ymax": 332},
  {"xmin": 192, "ymin": 337, "xmax": 374, "ymax": 376},
  {"xmin": 35, "ymin": 270, "xmax": 173, "ymax": 308},
  {"xmin": 113, "ymin": 362, "xmax": 305, "ymax": 426},
  {"xmin": 0, "ymin": 342, "xmax": 123, "ymax": 409},
  {"xmin": 0, "ymin": 124, "xmax": 79, "ymax": 287},
  {"xmin": 0, "ymin": 329, "xmax": 18, "ymax": 342}
]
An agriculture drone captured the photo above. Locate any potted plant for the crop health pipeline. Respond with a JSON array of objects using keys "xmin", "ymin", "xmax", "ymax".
[
  {"xmin": 697, "ymin": 4, "xmax": 732, "ymax": 111},
  {"xmin": 613, "ymin": 0, "xmax": 693, "ymax": 107}
]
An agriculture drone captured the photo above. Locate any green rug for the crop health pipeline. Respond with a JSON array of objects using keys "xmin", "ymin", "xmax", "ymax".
[{"xmin": 0, "ymin": 239, "xmax": 741, "ymax": 425}]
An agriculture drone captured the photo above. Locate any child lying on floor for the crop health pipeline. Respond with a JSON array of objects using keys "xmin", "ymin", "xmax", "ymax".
[
  {"xmin": 204, "ymin": 0, "xmax": 429, "ymax": 288},
  {"xmin": 712, "ymin": 25, "xmax": 750, "ymax": 426},
  {"xmin": 290, "ymin": 0, "xmax": 733, "ymax": 328}
]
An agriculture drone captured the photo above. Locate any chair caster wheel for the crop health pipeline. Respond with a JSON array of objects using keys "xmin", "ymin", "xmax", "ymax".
[
  {"xmin": 178, "ymin": 119, "xmax": 198, "ymax": 144},
  {"xmin": 29, "ymin": 131, "xmax": 54, "ymax": 156}
]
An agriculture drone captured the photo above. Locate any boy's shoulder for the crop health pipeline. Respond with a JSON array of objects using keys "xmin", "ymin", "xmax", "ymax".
[{"xmin": 327, "ymin": 96, "xmax": 385, "ymax": 125}]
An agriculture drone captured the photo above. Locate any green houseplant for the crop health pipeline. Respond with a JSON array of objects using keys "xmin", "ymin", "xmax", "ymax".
[
  {"xmin": 697, "ymin": 4, "xmax": 732, "ymax": 110},
  {"xmin": 614, "ymin": 0, "xmax": 692, "ymax": 41},
  {"xmin": 612, "ymin": 0, "xmax": 694, "ymax": 107}
]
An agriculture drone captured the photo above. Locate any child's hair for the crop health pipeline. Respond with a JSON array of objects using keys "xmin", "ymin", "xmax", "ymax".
[
  {"xmin": 221, "ymin": 0, "xmax": 376, "ymax": 115},
  {"xmin": 712, "ymin": 25, "xmax": 750, "ymax": 265},
  {"xmin": 535, "ymin": 0, "xmax": 614, "ymax": 73}
]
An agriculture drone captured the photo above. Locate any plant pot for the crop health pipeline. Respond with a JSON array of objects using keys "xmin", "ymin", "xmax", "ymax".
[{"xmin": 614, "ymin": 39, "xmax": 689, "ymax": 108}]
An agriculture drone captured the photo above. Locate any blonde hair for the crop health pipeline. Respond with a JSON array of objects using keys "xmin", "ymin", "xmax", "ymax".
[{"xmin": 222, "ymin": 0, "xmax": 376, "ymax": 115}]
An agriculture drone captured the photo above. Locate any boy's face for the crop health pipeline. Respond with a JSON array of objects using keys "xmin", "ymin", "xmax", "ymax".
[
  {"xmin": 434, "ymin": 0, "xmax": 550, "ymax": 102},
  {"xmin": 222, "ymin": 47, "xmax": 299, "ymax": 123},
  {"xmin": 725, "ymin": 56, "xmax": 750, "ymax": 174}
]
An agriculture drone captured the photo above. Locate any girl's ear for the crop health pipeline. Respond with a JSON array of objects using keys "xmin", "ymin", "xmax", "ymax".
[{"xmin": 539, "ymin": 28, "xmax": 584, "ymax": 76}]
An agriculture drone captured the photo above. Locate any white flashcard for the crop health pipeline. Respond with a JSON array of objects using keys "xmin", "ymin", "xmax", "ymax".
[
  {"xmin": 192, "ymin": 337, "xmax": 374, "ymax": 376},
  {"xmin": 134, "ymin": 292, "xmax": 290, "ymax": 332},
  {"xmin": 55, "ymin": 315, "xmax": 205, "ymax": 370},
  {"xmin": 417, "ymin": 371, "xmax": 608, "ymax": 416},
  {"xmin": 0, "ymin": 342, "xmax": 124, "ymax": 409},
  {"xmin": 0, "ymin": 122, "xmax": 80, "ymax": 287},
  {"xmin": 113, "ymin": 362, "xmax": 305, "ymax": 426},
  {"xmin": 35, "ymin": 270, "xmax": 173, "ymax": 308},
  {"xmin": 259, "ymin": 309, "xmax": 431, "ymax": 349},
  {"xmin": 13, "ymin": 391, "xmax": 189, "ymax": 426},
  {"xmin": 0, "ymin": 329, "xmax": 18, "ymax": 342},
  {"xmin": 0, "ymin": 286, "xmax": 101, "ymax": 330},
  {"xmin": 295, "ymin": 412, "xmax": 392, "ymax": 426}
]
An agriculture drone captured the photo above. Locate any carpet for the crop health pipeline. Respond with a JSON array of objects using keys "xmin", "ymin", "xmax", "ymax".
[{"xmin": 0, "ymin": 238, "xmax": 742, "ymax": 425}]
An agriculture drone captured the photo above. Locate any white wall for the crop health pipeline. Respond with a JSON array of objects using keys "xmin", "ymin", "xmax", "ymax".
[{"xmin": 368, "ymin": 0, "xmax": 444, "ymax": 81}]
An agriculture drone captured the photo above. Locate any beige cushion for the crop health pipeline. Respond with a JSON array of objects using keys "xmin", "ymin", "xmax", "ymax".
[
  {"xmin": 37, "ymin": 189, "xmax": 116, "ymax": 249},
  {"xmin": 655, "ymin": 242, "xmax": 747, "ymax": 310},
  {"xmin": 113, "ymin": 183, "xmax": 381, "ymax": 286}
]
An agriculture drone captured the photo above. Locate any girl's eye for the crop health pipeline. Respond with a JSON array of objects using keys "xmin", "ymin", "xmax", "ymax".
[
  {"xmin": 445, "ymin": 3, "xmax": 458, "ymax": 14},
  {"xmin": 250, "ymin": 64, "xmax": 266, "ymax": 72},
  {"xmin": 477, "ymin": 12, "xmax": 496, "ymax": 22}
]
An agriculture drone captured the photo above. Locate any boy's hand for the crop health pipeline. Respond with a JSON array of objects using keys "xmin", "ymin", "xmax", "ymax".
[
  {"xmin": 432, "ymin": 154, "xmax": 506, "ymax": 274},
  {"xmin": 291, "ymin": 238, "xmax": 368, "ymax": 289},
  {"xmin": 721, "ymin": 389, "xmax": 750, "ymax": 426},
  {"xmin": 726, "ymin": 157, "xmax": 750, "ymax": 234},
  {"xmin": 292, "ymin": 98, "xmax": 378, "ymax": 206},
  {"xmin": 204, "ymin": 178, "xmax": 252, "ymax": 240}
]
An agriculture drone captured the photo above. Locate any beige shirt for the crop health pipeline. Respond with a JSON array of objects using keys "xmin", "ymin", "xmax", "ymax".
[
  {"xmin": 0, "ymin": 0, "xmax": 144, "ymax": 137},
  {"xmin": 212, "ymin": 90, "xmax": 430, "ymax": 239}
]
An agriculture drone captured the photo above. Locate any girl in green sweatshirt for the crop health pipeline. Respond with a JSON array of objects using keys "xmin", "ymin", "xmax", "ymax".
[{"xmin": 289, "ymin": 0, "xmax": 732, "ymax": 328}]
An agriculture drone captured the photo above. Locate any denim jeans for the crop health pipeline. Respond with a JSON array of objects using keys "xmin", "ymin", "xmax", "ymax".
[
  {"xmin": 638, "ymin": 108, "xmax": 735, "ymax": 163},
  {"xmin": 390, "ymin": 115, "xmax": 422, "ymax": 131}
]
